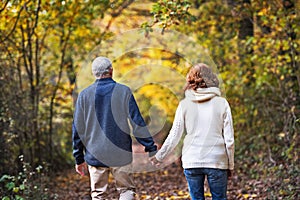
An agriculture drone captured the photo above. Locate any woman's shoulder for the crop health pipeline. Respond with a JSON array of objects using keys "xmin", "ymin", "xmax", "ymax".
[
  {"xmin": 212, "ymin": 95, "xmax": 228, "ymax": 102},
  {"xmin": 211, "ymin": 97, "xmax": 232, "ymax": 112}
]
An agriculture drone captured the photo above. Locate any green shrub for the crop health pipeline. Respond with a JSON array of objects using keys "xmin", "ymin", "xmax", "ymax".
[{"xmin": 0, "ymin": 155, "xmax": 49, "ymax": 200}]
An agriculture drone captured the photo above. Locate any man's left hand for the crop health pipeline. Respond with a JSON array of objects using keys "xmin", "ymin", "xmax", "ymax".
[{"xmin": 76, "ymin": 162, "xmax": 88, "ymax": 176}]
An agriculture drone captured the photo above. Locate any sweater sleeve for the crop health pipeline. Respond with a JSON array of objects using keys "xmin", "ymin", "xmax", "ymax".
[
  {"xmin": 72, "ymin": 95, "xmax": 85, "ymax": 165},
  {"xmin": 72, "ymin": 121, "xmax": 85, "ymax": 165},
  {"xmin": 155, "ymin": 103, "xmax": 185, "ymax": 162},
  {"xmin": 223, "ymin": 100, "xmax": 235, "ymax": 170},
  {"xmin": 128, "ymin": 94, "xmax": 157, "ymax": 154}
]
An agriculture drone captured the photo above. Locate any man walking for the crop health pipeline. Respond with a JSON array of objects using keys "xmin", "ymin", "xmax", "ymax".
[{"xmin": 72, "ymin": 57, "xmax": 157, "ymax": 199}]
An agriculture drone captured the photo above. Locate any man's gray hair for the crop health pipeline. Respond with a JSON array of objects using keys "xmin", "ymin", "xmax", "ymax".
[{"xmin": 92, "ymin": 57, "xmax": 112, "ymax": 77}]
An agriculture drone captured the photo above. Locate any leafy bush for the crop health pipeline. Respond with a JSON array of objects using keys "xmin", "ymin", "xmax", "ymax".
[{"xmin": 0, "ymin": 155, "xmax": 49, "ymax": 200}]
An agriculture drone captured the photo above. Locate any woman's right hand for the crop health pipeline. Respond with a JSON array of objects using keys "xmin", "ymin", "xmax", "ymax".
[{"xmin": 149, "ymin": 156, "xmax": 162, "ymax": 167}]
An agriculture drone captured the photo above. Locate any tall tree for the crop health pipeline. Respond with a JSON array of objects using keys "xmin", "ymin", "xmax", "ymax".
[
  {"xmin": 0, "ymin": 0, "xmax": 135, "ymax": 173},
  {"xmin": 144, "ymin": 0, "xmax": 299, "ymax": 198}
]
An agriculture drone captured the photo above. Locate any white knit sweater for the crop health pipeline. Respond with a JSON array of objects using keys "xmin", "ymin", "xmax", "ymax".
[{"xmin": 155, "ymin": 87, "xmax": 234, "ymax": 170}]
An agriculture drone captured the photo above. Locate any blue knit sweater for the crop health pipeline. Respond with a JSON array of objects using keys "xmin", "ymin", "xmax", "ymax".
[{"xmin": 72, "ymin": 78, "xmax": 157, "ymax": 167}]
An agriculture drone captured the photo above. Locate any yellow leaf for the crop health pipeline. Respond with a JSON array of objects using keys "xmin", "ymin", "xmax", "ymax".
[
  {"xmin": 159, "ymin": 192, "xmax": 165, "ymax": 196},
  {"xmin": 13, "ymin": 187, "xmax": 19, "ymax": 193},
  {"xmin": 204, "ymin": 192, "xmax": 212, "ymax": 197},
  {"xmin": 258, "ymin": 8, "xmax": 267, "ymax": 16}
]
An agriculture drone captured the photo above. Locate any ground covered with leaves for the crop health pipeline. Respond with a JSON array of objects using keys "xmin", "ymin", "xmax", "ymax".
[
  {"xmin": 49, "ymin": 144, "xmax": 298, "ymax": 200},
  {"xmin": 50, "ymin": 161, "xmax": 262, "ymax": 200}
]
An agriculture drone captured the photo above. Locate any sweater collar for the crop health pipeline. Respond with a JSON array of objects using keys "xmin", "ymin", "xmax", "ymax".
[
  {"xmin": 95, "ymin": 77, "xmax": 115, "ymax": 84},
  {"xmin": 185, "ymin": 87, "xmax": 221, "ymax": 102}
]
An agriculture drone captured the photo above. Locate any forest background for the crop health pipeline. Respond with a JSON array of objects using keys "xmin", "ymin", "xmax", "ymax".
[{"xmin": 0, "ymin": 0, "xmax": 299, "ymax": 199}]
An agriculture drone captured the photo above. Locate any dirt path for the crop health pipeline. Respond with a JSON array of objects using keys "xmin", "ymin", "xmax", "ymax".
[
  {"xmin": 50, "ymin": 161, "xmax": 264, "ymax": 200},
  {"xmin": 50, "ymin": 161, "xmax": 189, "ymax": 200},
  {"xmin": 50, "ymin": 144, "xmax": 259, "ymax": 199}
]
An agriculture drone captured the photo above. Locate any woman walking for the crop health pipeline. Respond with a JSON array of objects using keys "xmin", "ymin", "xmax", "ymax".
[{"xmin": 151, "ymin": 63, "xmax": 234, "ymax": 200}]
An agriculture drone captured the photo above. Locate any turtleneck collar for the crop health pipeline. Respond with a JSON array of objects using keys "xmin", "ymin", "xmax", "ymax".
[{"xmin": 185, "ymin": 87, "xmax": 221, "ymax": 102}]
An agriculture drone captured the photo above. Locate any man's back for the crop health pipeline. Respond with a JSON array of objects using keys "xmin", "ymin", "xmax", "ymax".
[
  {"xmin": 73, "ymin": 78, "xmax": 156, "ymax": 167},
  {"xmin": 72, "ymin": 57, "xmax": 157, "ymax": 199}
]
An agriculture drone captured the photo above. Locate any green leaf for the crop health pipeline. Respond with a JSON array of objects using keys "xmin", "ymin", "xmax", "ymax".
[
  {"xmin": 6, "ymin": 182, "xmax": 15, "ymax": 190},
  {"xmin": 245, "ymin": 36, "xmax": 254, "ymax": 46},
  {"xmin": 15, "ymin": 195, "xmax": 24, "ymax": 200},
  {"xmin": 19, "ymin": 184, "xmax": 25, "ymax": 190},
  {"xmin": 0, "ymin": 174, "xmax": 12, "ymax": 182}
]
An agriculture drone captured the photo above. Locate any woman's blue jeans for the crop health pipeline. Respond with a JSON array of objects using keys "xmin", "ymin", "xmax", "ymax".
[{"xmin": 184, "ymin": 168, "xmax": 228, "ymax": 200}]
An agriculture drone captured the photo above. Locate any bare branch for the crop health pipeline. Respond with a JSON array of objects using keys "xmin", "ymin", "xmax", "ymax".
[
  {"xmin": 104, "ymin": 0, "xmax": 135, "ymax": 31},
  {"xmin": 0, "ymin": 0, "xmax": 9, "ymax": 13},
  {"xmin": 0, "ymin": 6, "xmax": 23, "ymax": 43},
  {"xmin": 0, "ymin": 1, "xmax": 31, "ymax": 43},
  {"xmin": 48, "ymin": 22, "xmax": 73, "ymax": 163},
  {"xmin": 35, "ymin": 33, "xmax": 40, "ymax": 87},
  {"xmin": 20, "ymin": 24, "xmax": 32, "ymax": 83},
  {"xmin": 111, "ymin": 0, "xmax": 135, "ymax": 17},
  {"xmin": 30, "ymin": 0, "xmax": 41, "ymax": 37}
]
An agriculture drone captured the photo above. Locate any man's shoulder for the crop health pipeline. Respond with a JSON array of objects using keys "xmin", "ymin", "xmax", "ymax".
[
  {"xmin": 114, "ymin": 82, "xmax": 131, "ymax": 93},
  {"xmin": 78, "ymin": 83, "xmax": 96, "ymax": 96}
]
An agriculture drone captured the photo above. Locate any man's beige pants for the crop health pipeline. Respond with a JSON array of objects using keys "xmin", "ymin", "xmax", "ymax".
[{"xmin": 88, "ymin": 165, "xmax": 135, "ymax": 200}]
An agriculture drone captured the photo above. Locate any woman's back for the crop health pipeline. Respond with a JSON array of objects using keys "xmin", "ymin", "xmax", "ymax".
[{"xmin": 180, "ymin": 88, "xmax": 233, "ymax": 170}]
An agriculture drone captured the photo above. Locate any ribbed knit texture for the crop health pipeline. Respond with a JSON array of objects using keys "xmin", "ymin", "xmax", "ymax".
[{"xmin": 156, "ymin": 87, "xmax": 234, "ymax": 170}]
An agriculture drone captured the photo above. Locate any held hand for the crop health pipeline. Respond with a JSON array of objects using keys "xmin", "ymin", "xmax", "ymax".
[
  {"xmin": 149, "ymin": 156, "xmax": 162, "ymax": 167},
  {"xmin": 76, "ymin": 162, "xmax": 88, "ymax": 176}
]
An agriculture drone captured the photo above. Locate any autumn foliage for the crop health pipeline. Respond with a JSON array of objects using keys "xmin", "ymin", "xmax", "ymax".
[{"xmin": 0, "ymin": 0, "xmax": 299, "ymax": 199}]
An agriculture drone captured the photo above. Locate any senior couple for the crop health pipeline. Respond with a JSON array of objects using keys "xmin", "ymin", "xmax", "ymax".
[{"xmin": 72, "ymin": 57, "xmax": 234, "ymax": 200}]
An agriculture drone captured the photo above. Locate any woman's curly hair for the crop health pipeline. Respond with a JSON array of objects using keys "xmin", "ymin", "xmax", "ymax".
[{"xmin": 184, "ymin": 63, "xmax": 219, "ymax": 91}]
